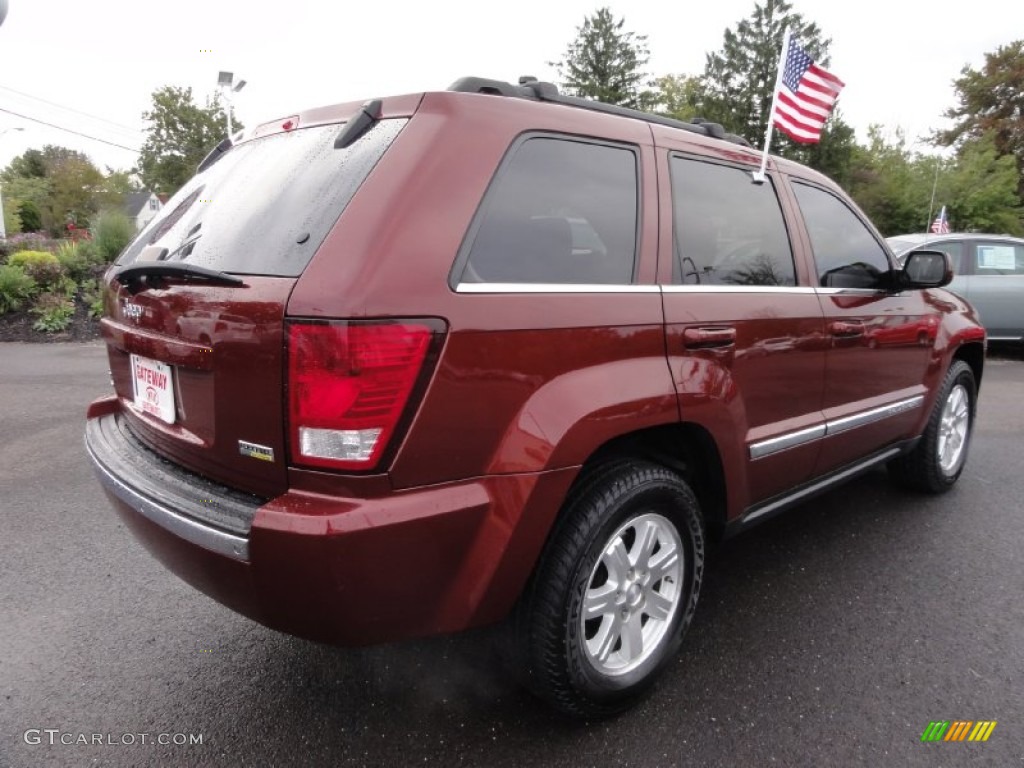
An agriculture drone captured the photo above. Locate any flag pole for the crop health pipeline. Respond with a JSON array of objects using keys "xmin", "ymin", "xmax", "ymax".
[
  {"xmin": 753, "ymin": 27, "xmax": 791, "ymax": 184},
  {"xmin": 925, "ymin": 155, "xmax": 940, "ymax": 233}
]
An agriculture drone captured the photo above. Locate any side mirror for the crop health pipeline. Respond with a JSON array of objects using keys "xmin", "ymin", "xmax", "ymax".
[{"xmin": 901, "ymin": 249, "xmax": 953, "ymax": 289}]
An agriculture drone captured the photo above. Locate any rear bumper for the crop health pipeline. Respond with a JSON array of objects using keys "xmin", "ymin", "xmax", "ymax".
[{"xmin": 86, "ymin": 405, "xmax": 576, "ymax": 646}]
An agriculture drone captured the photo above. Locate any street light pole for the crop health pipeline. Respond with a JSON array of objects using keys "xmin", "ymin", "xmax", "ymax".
[
  {"xmin": 217, "ymin": 72, "xmax": 247, "ymax": 140},
  {"xmin": 0, "ymin": 126, "xmax": 26, "ymax": 240}
]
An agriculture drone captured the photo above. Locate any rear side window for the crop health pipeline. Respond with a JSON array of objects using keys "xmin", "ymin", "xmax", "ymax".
[
  {"xmin": 460, "ymin": 137, "xmax": 638, "ymax": 284},
  {"xmin": 117, "ymin": 119, "xmax": 407, "ymax": 277},
  {"xmin": 792, "ymin": 182, "xmax": 892, "ymax": 289},
  {"xmin": 974, "ymin": 242, "xmax": 1024, "ymax": 275}
]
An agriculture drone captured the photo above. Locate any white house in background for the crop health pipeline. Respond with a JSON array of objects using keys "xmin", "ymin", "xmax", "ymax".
[{"xmin": 124, "ymin": 190, "xmax": 162, "ymax": 231}]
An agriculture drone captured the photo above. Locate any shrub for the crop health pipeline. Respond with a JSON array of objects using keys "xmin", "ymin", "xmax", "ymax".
[
  {"xmin": 0, "ymin": 264, "xmax": 38, "ymax": 313},
  {"xmin": 80, "ymin": 279, "xmax": 107, "ymax": 318},
  {"xmin": 76, "ymin": 238, "xmax": 102, "ymax": 266},
  {"xmin": 5, "ymin": 231, "xmax": 57, "ymax": 253},
  {"xmin": 91, "ymin": 210, "xmax": 136, "ymax": 262},
  {"xmin": 30, "ymin": 292, "xmax": 76, "ymax": 332},
  {"xmin": 8, "ymin": 250, "xmax": 68, "ymax": 293},
  {"xmin": 55, "ymin": 240, "xmax": 93, "ymax": 282}
]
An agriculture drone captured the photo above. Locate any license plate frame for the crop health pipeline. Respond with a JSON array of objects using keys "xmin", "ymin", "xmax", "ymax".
[{"xmin": 130, "ymin": 353, "xmax": 176, "ymax": 424}]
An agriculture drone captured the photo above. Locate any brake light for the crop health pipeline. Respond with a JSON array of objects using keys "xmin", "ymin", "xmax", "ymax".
[{"xmin": 288, "ymin": 321, "xmax": 433, "ymax": 470}]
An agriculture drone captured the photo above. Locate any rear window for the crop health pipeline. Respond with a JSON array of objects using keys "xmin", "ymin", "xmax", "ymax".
[{"xmin": 117, "ymin": 119, "xmax": 407, "ymax": 277}]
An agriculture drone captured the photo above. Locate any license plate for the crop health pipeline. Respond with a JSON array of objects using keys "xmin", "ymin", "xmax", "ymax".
[{"xmin": 130, "ymin": 354, "xmax": 176, "ymax": 424}]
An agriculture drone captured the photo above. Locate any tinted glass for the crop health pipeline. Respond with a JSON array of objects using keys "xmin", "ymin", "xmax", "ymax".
[
  {"xmin": 931, "ymin": 241, "xmax": 964, "ymax": 272},
  {"xmin": 974, "ymin": 242, "xmax": 1024, "ymax": 275},
  {"xmin": 793, "ymin": 183, "xmax": 891, "ymax": 288},
  {"xmin": 462, "ymin": 138, "xmax": 638, "ymax": 284},
  {"xmin": 117, "ymin": 119, "xmax": 407, "ymax": 277},
  {"xmin": 670, "ymin": 158, "xmax": 795, "ymax": 286}
]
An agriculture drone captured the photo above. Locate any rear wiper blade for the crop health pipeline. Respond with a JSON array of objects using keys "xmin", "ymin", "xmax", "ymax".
[
  {"xmin": 114, "ymin": 262, "xmax": 244, "ymax": 287},
  {"xmin": 334, "ymin": 99, "xmax": 382, "ymax": 149}
]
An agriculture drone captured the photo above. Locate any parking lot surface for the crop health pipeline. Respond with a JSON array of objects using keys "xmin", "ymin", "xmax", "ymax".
[{"xmin": 1, "ymin": 342, "xmax": 1021, "ymax": 767}]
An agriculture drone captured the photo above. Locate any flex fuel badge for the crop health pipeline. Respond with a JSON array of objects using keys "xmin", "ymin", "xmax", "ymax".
[{"xmin": 238, "ymin": 440, "xmax": 274, "ymax": 462}]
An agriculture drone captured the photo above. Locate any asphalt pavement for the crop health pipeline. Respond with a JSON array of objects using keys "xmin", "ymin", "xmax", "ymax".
[{"xmin": 1, "ymin": 342, "xmax": 1022, "ymax": 767}]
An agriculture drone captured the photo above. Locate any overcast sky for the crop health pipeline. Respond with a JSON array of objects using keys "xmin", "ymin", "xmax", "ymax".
[{"xmin": 0, "ymin": 0, "xmax": 1012, "ymax": 175}]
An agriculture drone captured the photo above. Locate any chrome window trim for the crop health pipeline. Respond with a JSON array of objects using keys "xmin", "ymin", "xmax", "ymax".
[
  {"xmin": 662, "ymin": 285, "xmax": 817, "ymax": 294},
  {"xmin": 455, "ymin": 283, "xmax": 660, "ymax": 294},
  {"xmin": 86, "ymin": 442, "xmax": 250, "ymax": 562},
  {"xmin": 749, "ymin": 424, "xmax": 827, "ymax": 459},
  {"xmin": 456, "ymin": 283, "xmax": 818, "ymax": 294},
  {"xmin": 825, "ymin": 395, "xmax": 924, "ymax": 436},
  {"xmin": 815, "ymin": 287, "xmax": 888, "ymax": 296}
]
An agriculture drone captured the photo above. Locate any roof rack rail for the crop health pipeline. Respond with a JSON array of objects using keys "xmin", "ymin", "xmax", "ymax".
[{"xmin": 447, "ymin": 76, "xmax": 751, "ymax": 148}]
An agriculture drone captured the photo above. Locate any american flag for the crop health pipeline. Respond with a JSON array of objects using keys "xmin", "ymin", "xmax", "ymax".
[
  {"xmin": 930, "ymin": 205, "xmax": 950, "ymax": 234},
  {"xmin": 773, "ymin": 37, "xmax": 845, "ymax": 144}
]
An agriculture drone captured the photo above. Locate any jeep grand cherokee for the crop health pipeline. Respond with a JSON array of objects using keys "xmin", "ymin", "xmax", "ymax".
[{"xmin": 85, "ymin": 76, "xmax": 986, "ymax": 717}]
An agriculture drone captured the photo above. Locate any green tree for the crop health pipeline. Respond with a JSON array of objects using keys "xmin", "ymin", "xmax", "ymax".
[
  {"xmin": 41, "ymin": 147, "xmax": 105, "ymax": 234},
  {"xmin": 935, "ymin": 40, "xmax": 1024, "ymax": 199},
  {"xmin": 700, "ymin": 0, "xmax": 830, "ymax": 147},
  {"xmin": 552, "ymin": 7, "xmax": 660, "ymax": 110},
  {"xmin": 847, "ymin": 127, "xmax": 932, "ymax": 236},
  {"xmin": 4, "ymin": 148, "xmax": 46, "ymax": 180},
  {"xmin": 137, "ymin": 86, "xmax": 237, "ymax": 197},
  {"xmin": 656, "ymin": 73, "xmax": 705, "ymax": 121},
  {"xmin": 2, "ymin": 146, "xmax": 105, "ymax": 236},
  {"xmin": 802, "ymin": 112, "xmax": 857, "ymax": 187},
  {"xmin": 1, "ymin": 176, "xmax": 50, "ymax": 234},
  {"xmin": 941, "ymin": 133, "xmax": 1022, "ymax": 234}
]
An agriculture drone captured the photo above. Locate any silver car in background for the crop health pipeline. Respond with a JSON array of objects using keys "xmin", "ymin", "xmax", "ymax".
[{"xmin": 887, "ymin": 233, "xmax": 1024, "ymax": 342}]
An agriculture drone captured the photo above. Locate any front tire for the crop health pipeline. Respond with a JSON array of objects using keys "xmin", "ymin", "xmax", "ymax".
[
  {"xmin": 889, "ymin": 360, "xmax": 976, "ymax": 492},
  {"xmin": 513, "ymin": 460, "xmax": 704, "ymax": 718}
]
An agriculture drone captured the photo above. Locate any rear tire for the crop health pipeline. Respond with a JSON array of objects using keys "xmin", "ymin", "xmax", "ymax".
[
  {"xmin": 889, "ymin": 360, "xmax": 976, "ymax": 493},
  {"xmin": 513, "ymin": 460, "xmax": 704, "ymax": 718}
]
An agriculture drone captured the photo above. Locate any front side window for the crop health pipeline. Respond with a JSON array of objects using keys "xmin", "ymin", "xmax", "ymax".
[
  {"xmin": 974, "ymin": 242, "xmax": 1024, "ymax": 275},
  {"xmin": 792, "ymin": 182, "xmax": 892, "ymax": 289},
  {"xmin": 460, "ymin": 137, "xmax": 638, "ymax": 284},
  {"xmin": 670, "ymin": 157, "xmax": 795, "ymax": 286}
]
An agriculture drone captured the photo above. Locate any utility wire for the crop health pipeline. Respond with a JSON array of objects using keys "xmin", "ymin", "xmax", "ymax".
[
  {"xmin": 0, "ymin": 106, "xmax": 140, "ymax": 153},
  {"xmin": 0, "ymin": 83, "xmax": 142, "ymax": 136}
]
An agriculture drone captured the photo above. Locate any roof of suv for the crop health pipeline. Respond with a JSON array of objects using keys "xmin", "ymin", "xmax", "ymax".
[{"xmin": 230, "ymin": 75, "xmax": 839, "ymax": 191}]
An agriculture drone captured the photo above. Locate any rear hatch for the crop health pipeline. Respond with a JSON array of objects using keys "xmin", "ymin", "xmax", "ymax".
[{"xmin": 102, "ymin": 115, "xmax": 409, "ymax": 498}]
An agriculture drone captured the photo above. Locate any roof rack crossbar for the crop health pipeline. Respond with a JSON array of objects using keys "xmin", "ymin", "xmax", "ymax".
[{"xmin": 447, "ymin": 76, "xmax": 751, "ymax": 148}]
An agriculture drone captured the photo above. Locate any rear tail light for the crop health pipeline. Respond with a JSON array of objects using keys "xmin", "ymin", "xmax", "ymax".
[{"xmin": 287, "ymin": 321, "xmax": 434, "ymax": 471}]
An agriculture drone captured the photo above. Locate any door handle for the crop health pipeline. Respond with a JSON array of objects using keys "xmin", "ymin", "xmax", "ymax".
[
  {"xmin": 829, "ymin": 320, "xmax": 864, "ymax": 338},
  {"xmin": 683, "ymin": 326, "xmax": 736, "ymax": 349}
]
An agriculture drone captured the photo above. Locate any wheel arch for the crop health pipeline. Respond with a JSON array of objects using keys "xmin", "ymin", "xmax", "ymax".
[
  {"xmin": 570, "ymin": 422, "xmax": 728, "ymax": 541},
  {"xmin": 952, "ymin": 341, "xmax": 984, "ymax": 392}
]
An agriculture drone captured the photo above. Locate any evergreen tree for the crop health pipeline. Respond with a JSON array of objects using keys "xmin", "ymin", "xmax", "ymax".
[
  {"xmin": 552, "ymin": 7, "xmax": 660, "ymax": 110},
  {"xmin": 936, "ymin": 40, "xmax": 1024, "ymax": 201},
  {"xmin": 700, "ymin": 1, "xmax": 823, "ymax": 138},
  {"xmin": 699, "ymin": 0, "xmax": 851, "ymax": 181}
]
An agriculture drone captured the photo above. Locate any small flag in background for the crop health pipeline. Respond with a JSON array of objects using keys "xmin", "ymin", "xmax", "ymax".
[
  {"xmin": 773, "ymin": 37, "xmax": 845, "ymax": 144},
  {"xmin": 930, "ymin": 205, "xmax": 950, "ymax": 234}
]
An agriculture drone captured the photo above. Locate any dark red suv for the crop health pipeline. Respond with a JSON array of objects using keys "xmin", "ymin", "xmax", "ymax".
[{"xmin": 85, "ymin": 77, "xmax": 986, "ymax": 717}]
